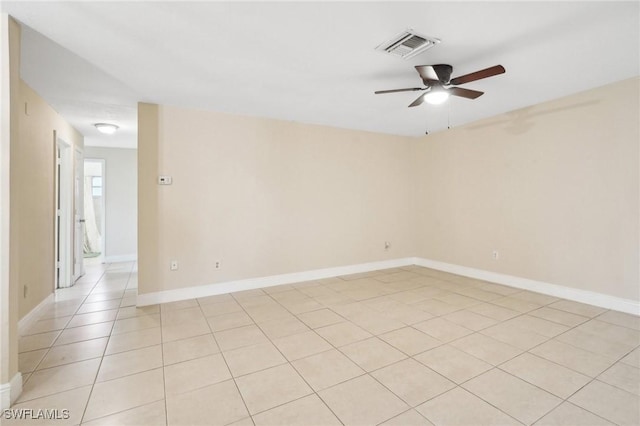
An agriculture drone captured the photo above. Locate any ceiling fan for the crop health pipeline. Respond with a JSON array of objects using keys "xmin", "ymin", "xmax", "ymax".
[{"xmin": 375, "ymin": 64, "xmax": 505, "ymax": 107}]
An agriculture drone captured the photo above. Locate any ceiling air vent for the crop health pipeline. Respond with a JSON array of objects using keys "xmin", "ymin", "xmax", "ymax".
[{"xmin": 376, "ymin": 30, "xmax": 440, "ymax": 60}]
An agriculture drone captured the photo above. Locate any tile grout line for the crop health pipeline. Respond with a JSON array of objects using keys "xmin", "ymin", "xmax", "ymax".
[
  {"xmin": 79, "ymin": 262, "xmax": 130, "ymax": 425},
  {"xmin": 15, "ymin": 263, "xmax": 638, "ymax": 426},
  {"xmin": 313, "ymin": 277, "xmax": 634, "ymax": 426},
  {"xmin": 20, "ymin": 266, "xmax": 108, "ymax": 391},
  {"xmin": 482, "ymin": 305, "xmax": 637, "ymax": 425},
  {"xmin": 309, "ymin": 320, "xmax": 523, "ymax": 425},
  {"xmin": 17, "ymin": 262, "xmax": 142, "ymax": 418},
  {"xmin": 413, "ymin": 309, "xmax": 558, "ymax": 426},
  {"xmin": 231, "ymin": 287, "xmax": 347, "ymax": 424},
  {"xmin": 242, "ymin": 290, "xmax": 340, "ymax": 423},
  {"xmin": 238, "ymin": 292, "xmax": 344, "ymax": 425},
  {"xmin": 235, "ymin": 272, "xmax": 534, "ymax": 424},
  {"xmin": 76, "ymin": 262, "xmax": 164, "ymax": 425},
  {"xmin": 280, "ymin": 276, "xmax": 533, "ymax": 425},
  {"xmin": 265, "ymin": 281, "xmax": 455, "ymax": 425},
  {"xmin": 159, "ymin": 300, "xmax": 169, "ymax": 426},
  {"xmin": 198, "ymin": 295, "xmax": 256, "ymax": 425}
]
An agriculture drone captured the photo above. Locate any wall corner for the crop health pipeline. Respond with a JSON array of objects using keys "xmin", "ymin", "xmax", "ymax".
[{"xmin": 137, "ymin": 103, "xmax": 160, "ymax": 297}]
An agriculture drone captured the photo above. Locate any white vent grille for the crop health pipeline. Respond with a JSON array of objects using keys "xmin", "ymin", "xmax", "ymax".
[{"xmin": 376, "ymin": 30, "xmax": 440, "ymax": 60}]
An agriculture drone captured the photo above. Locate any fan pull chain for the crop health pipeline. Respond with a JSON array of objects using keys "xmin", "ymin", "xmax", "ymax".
[
  {"xmin": 447, "ymin": 100, "xmax": 451, "ymax": 130},
  {"xmin": 425, "ymin": 110, "xmax": 429, "ymax": 135}
]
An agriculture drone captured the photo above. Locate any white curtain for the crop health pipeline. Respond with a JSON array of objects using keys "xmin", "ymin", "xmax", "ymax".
[{"xmin": 83, "ymin": 176, "xmax": 101, "ymax": 254}]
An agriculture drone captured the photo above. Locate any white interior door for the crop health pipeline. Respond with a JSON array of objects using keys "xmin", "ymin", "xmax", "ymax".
[
  {"xmin": 55, "ymin": 138, "xmax": 72, "ymax": 288},
  {"xmin": 54, "ymin": 144, "xmax": 61, "ymax": 289},
  {"xmin": 74, "ymin": 148, "xmax": 85, "ymax": 280}
]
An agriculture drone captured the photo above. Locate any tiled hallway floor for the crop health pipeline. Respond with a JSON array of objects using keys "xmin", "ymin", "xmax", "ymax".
[{"xmin": 5, "ymin": 262, "xmax": 640, "ymax": 425}]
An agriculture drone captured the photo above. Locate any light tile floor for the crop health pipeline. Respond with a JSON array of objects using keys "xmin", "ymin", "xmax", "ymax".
[{"xmin": 4, "ymin": 262, "xmax": 640, "ymax": 425}]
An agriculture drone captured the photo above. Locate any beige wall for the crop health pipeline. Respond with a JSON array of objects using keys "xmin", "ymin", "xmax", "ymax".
[
  {"xmin": 138, "ymin": 78, "xmax": 639, "ymax": 304},
  {"xmin": 2, "ymin": 17, "xmax": 83, "ymax": 396},
  {"xmin": 413, "ymin": 77, "xmax": 639, "ymax": 301},
  {"xmin": 1, "ymin": 13, "xmax": 21, "ymax": 390},
  {"xmin": 139, "ymin": 105, "xmax": 416, "ymax": 294},
  {"xmin": 17, "ymin": 81, "xmax": 83, "ymax": 319},
  {"xmin": 138, "ymin": 103, "xmax": 160, "ymax": 296}
]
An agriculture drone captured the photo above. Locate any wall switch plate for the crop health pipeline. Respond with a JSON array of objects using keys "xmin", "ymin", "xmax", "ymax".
[
  {"xmin": 492, "ymin": 250, "xmax": 499, "ymax": 260},
  {"xmin": 158, "ymin": 176, "xmax": 173, "ymax": 185},
  {"xmin": 384, "ymin": 241, "xmax": 391, "ymax": 251},
  {"xmin": 170, "ymin": 260, "xmax": 179, "ymax": 271}
]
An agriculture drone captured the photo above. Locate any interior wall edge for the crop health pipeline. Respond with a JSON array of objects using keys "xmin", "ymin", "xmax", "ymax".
[
  {"xmin": 16, "ymin": 292, "xmax": 54, "ymax": 337},
  {"xmin": 415, "ymin": 257, "xmax": 639, "ymax": 315},
  {"xmin": 2, "ymin": 12, "xmax": 21, "ymax": 395},
  {"xmin": 137, "ymin": 257, "xmax": 416, "ymax": 306},
  {"xmin": 0, "ymin": 371, "xmax": 22, "ymax": 410},
  {"xmin": 137, "ymin": 254, "xmax": 638, "ymax": 315},
  {"xmin": 16, "ymin": 80, "xmax": 84, "ymax": 320},
  {"xmin": 137, "ymin": 102, "xmax": 160, "ymax": 297},
  {"xmin": 103, "ymin": 254, "xmax": 137, "ymax": 263}
]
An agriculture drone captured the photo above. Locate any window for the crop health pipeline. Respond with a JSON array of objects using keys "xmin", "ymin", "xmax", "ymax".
[{"xmin": 92, "ymin": 176, "xmax": 102, "ymax": 197}]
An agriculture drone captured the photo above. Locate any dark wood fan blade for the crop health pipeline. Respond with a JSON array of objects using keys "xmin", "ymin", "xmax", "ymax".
[
  {"xmin": 450, "ymin": 65, "xmax": 505, "ymax": 86},
  {"xmin": 375, "ymin": 88, "xmax": 424, "ymax": 94},
  {"xmin": 409, "ymin": 93, "xmax": 426, "ymax": 107},
  {"xmin": 448, "ymin": 87, "xmax": 484, "ymax": 99}
]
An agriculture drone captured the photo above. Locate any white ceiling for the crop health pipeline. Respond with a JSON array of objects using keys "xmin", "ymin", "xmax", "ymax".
[{"xmin": 2, "ymin": 1, "xmax": 639, "ymax": 149}]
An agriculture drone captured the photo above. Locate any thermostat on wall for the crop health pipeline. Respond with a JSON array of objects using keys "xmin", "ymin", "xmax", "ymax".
[{"xmin": 158, "ymin": 176, "xmax": 173, "ymax": 185}]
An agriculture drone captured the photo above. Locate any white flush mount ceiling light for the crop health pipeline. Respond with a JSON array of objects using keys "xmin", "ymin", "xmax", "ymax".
[
  {"xmin": 424, "ymin": 90, "xmax": 450, "ymax": 105},
  {"xmin": 94, "ymin": 123, "xmax": 119, "ymax": 135}
]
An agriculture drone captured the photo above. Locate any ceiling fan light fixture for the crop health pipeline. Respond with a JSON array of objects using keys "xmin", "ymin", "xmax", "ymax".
[
  {"xmin": 424, "ymin": 90, "xmax": 449, "ymax": 105},
  {"xmin": 94, "ymin": 123, "xmax": 119, "ymax": 135}
]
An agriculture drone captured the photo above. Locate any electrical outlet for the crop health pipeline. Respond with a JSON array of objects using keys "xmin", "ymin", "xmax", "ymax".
[
  {"xmin": 215, "ymin": 260, "xmax": 221, "ymax": 269},
  {"xmin": 170, "ymin": 260, "xmax": 179, "ymax": 271},
  {"xmin": 492, "ymin": 250, "xmax": 499, "ymax": 260},
  {"xmin": 158, "ymin": 176, "xmax": 173, "ymax": 185},
  {"xmin": 384, "ymin": 241, "xmax": 391, "ymax": 251}
]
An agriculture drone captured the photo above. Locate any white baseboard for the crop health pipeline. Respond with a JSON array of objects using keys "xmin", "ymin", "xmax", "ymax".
[
  {"xmin": 18, "ymin": 293, "xmax": 54, "ymax": 336},
  {"xmin": 137, "ymin": 257, "xmax": 414, "ymax": 306},
  {"xmin": 414, "ymin": 257, "xmax": 640, "ymax": 315},
  {"xmin": 0, "ymin": 372, "xmax": 22, "ymax": 410},
  {"xmin": 104, "ymin": 254, "xmax": 137, "ymax": 263},
  {"xmin": 137, "ymin": 256, "xmax": 639, "ymax": 315}
]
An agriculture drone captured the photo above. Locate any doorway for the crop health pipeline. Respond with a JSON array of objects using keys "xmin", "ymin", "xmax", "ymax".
[
  {"xmin": 54, "ymin": 137, "xmax": 84, "ymax": 289},
  {"xmin": 83, "ymin": 159, "xmax": 105, "ymax": 264},
  {"xmin": 74, "ymin": 148, "xmax": 85, "ymax": 279},
  {"xmin": 54, "ymin": 138, "xmax": 72, "ymax": 288}
]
